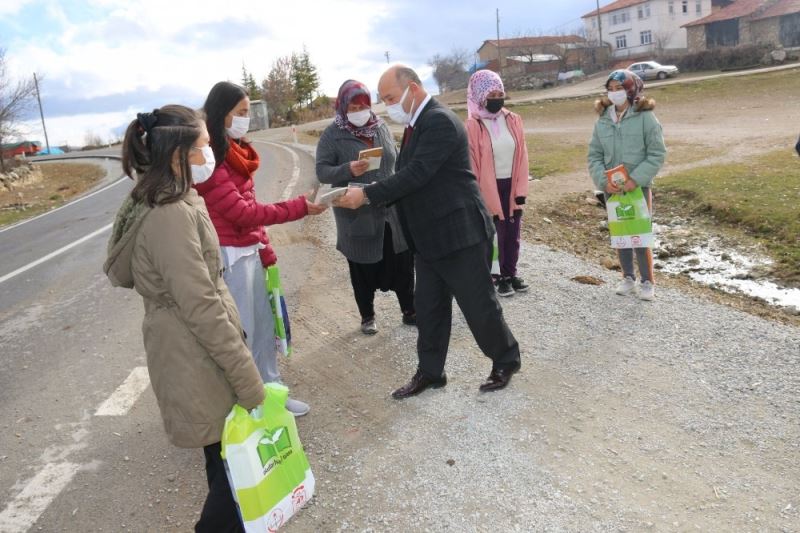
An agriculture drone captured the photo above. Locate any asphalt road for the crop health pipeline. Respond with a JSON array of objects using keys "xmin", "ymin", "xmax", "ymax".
[{"xmin": 0, "ymin": 140, "xmax": 320, "ymax": 532}]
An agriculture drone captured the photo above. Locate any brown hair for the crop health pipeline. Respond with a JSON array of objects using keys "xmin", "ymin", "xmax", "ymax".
[{"xmin": 122, "ymin": 105, "xmax": 202, "ymax": 206}]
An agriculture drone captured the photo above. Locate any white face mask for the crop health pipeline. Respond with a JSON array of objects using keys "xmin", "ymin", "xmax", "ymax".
[
  {"xmin": 608, "ymin": 89, "xmax": 628, "ymax": 107},
  {"xmin": 190, "ymin": 145, "xmax": 216, "ymax": 184},
  {"xmin": 226, "ymin": 115, "xmax": 250, "ymax": 139},
  {"xmin": 386, "ymin": 87, "xmax": 415, "ymax": 125},
  {"xmin": 347, "ymin": 109, "xmax": 372, "ymax": 127}
]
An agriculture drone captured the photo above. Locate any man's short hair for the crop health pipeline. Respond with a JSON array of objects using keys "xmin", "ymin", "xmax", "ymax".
[{"xmin": 395, "ymin": 66, "xmax": 422, "ymax": 86}]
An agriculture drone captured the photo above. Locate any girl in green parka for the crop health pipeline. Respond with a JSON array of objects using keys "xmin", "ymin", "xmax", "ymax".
[{"xmin": 588, "ymin": 69, "xmax": 667, "ymax": 301}]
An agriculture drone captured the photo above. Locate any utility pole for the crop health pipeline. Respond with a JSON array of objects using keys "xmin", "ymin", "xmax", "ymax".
[
  {"xmin": 384, "ymin": 51, "xmax": 390, "ymax": 64},
  {"xmin": 496, "ymin": 8, "xmax": 502, "ymax": 74},
  {"xmin": 596, "ymin": 0, "xmax": 604, "ymax": 65},
  {"xmin": 33, "ymin": 73, "xmax": 50, "ymax": 154}
]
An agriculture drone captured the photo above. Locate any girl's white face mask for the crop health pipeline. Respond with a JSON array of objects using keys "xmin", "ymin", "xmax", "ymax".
[
  {"xmin": 226, "ymin": 115, "xmax": 250, "ymax": 139},
  {"xmin": 608, "ymin": 89, "xmax": 628, "ymax": 107},
  {"xmin": 190, "ymin": 145, "xmax": 216, "ymax": 184}
]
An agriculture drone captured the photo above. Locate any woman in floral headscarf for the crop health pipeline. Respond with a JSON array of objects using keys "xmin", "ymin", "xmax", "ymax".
[
  {"xmin": 465, "ymin": 70, "xmax": 530, "ymax": 298},
  {"xmin": 588, "ymin": 69, "xmax": 666, "ymax": 301},
  {"xmin": 316, "ymin": 80, "xmax": 415, "ymax": 335}
]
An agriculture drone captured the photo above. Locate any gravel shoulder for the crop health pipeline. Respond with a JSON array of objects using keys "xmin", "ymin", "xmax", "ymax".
[{"xmin": 276, "ymin": 211, "xmax": 800, "ymax": 532}]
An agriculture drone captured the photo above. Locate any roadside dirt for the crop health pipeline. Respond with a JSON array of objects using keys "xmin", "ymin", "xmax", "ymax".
[
  {"xmin": 0, "ymin": 162, "xmax": 106, "ymax": 227},
  {"xmin": 522, "ymin": 192, "xmax": 800, "ymax": 327},
  {"xmin": 278, "ymin": 210, "xmax": 799, "ymax": 532}
]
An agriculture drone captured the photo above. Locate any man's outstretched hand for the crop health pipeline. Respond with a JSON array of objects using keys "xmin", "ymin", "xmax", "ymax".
[{"xmin": 333, "ymin": 187, "xmax": 367, "ymax": 209}]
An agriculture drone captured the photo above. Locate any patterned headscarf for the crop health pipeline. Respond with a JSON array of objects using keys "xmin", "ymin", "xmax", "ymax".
[
  {"xmin": 333, "ymin": 79, "xmax": 381, "ymax": 139},
  {"xmin": 605, "ymin": 70, "xmax": 644, "ymax": 104},
  {"xmin": 467, "ymin": 69, "xmax": 506, "ymax": 135}
]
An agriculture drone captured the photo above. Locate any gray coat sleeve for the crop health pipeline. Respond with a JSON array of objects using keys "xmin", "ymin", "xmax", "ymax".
[{"xmin": 316, "ymin": 127, "xmax": 353, "ymax": 186}]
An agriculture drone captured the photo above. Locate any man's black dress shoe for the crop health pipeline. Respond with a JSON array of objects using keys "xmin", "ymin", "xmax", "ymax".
[
  {"xmin": 391, "ymin": 370, "xmax": 447, "ymax": 399},
  {"xmin": 479, "ymin": 362, "xmax": 521, "ymax": 392}
]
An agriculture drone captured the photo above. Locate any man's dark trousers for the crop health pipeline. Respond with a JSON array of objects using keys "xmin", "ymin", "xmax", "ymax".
[{"xmin": 414, "ymin": 238, "xmax": 520, "ymax": 379}]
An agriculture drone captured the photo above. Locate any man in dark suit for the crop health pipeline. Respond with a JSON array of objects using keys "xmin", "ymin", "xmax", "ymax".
[{"xmin": 336, "ymin": 65, "xmax": 521, "ymax": 398}]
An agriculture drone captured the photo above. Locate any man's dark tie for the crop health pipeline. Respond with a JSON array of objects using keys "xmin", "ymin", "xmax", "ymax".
[{"xmin": 402, "ymin": 125, "xmax": 414, "ymax": 147}]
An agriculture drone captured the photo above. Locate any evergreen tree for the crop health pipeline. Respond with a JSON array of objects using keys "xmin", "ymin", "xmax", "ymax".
[
  {"xmin": 291, "ymin": 48, "xmax": 320, "ymax": 108},
  {"xmin": 241, "ymin": 64, "xmax": 262, "ymax": 100}
]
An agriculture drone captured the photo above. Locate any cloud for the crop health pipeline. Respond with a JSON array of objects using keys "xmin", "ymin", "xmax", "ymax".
[
  {"xmin": 0, "ymin": 0, "xmax": 35, "ymax": 16},
  {"xmin": 20, "ymin": 109, "xmax": 133, "ymax": 148},
  {"xmin": 3, "ymin": 0, "xmax": 592, "ymax": 146},
  {"xmin": 26, "ymin": 81, "xmax": 204, "ymax": 119}
]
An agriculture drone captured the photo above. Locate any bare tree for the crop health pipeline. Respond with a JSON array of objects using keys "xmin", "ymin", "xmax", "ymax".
[
  {"xmin": 0, "ymin": 48, "xmax": 36, "ymax": 171},
  {"xmin": 653, "ymin": 30, "xmax": 674, "ymax": 57},
  {"xmin": 84, "ymin": 130, "xmax": 104, "ymax": 148},
  {"xmin": 428, "ymin": 48, "xmax": 470, "ymax": 94}
]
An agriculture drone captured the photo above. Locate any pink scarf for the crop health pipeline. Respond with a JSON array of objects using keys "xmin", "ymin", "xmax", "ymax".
[{"xmin": 467, "ymin": 69, "xmax": 505, "ymax": 136}]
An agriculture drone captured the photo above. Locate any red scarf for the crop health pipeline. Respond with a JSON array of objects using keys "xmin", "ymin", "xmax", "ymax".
[{"xmin": 225, "ymin": 139, "xmax": 260, "ymax": 177}]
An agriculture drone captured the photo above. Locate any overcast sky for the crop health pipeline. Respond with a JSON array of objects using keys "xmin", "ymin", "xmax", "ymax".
[{"xmin": 1, "ymin": 0, "xmax": 595, "ymax": 146}]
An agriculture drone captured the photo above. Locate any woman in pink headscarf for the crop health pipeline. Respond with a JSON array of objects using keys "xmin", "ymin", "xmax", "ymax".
[{"xmin": 465, "ymin": 70, "xmax": 530, "ymax": 298}]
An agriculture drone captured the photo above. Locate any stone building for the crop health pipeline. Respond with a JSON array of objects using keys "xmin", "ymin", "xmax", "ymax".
[
  {"xmin": 683, "ymin": 0, "xmax": 800, "ymax": 52},
  {"xmin": 476, "ymin": 36, "xmax": 608, "ymax": 75}
]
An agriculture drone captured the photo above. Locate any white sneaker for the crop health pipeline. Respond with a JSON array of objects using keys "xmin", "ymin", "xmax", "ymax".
[
  {"xmin": 639, "ymin": 281, "xmax": 655, "ymax": 301},
  {"xmin": 615, "ymin": 276, "xmax": 636, "ymax": 296},
  {"xmin": 285, "ymin": 398, "xmax": 310, "ymax": 417}
]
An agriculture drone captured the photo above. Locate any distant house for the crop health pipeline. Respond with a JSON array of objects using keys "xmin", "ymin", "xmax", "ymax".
[
  {"xmin": 582, "ymin": 0, "xmax": 724, "ymax": 58},
  {"xmin": 1, "ymin": 141, "xmax": 41, "ymax": 160},
  {"xmin": 477, "ymin": 35, "xmax": 607, "ymax": 76},
  {"xmin": 683, "ymin": 0, "xmax": 800, "ymax": 52}
]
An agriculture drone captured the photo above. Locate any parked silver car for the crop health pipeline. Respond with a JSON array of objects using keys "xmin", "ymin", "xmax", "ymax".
[{"xmin": 628, "ymin": 61, "xmax": 679, "ymax": 81}]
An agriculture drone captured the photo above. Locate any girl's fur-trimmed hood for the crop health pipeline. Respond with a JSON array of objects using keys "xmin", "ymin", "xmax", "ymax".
[{"xmin": 594, "ymin": 96, "xmax": 656, "ymax": 115}]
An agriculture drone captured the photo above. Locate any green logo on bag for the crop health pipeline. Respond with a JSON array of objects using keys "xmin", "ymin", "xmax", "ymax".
[
  {"xmin": 615, "ymin": 204, "xmax": 635, "ymax": 220},
  {"xmin": 257, "ymin": 427, "xmax": 293, "ymax": 474}
]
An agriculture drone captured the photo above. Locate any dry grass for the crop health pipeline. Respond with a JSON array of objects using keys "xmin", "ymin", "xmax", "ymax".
[
  {"xmin": 0, "ymin": 162, "xmax": 106, "ymax": 227},
  {"xmin": 526, "ymin": 134, "xmax": 587, "ymax": 178},
  {"xmin": 659, "ymin": 149, "xmax": 800, "ymax": 285}
]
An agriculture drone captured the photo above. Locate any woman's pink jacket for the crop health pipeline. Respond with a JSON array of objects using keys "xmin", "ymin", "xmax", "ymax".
[{"xmin": 465, "ymin": 109, "xmax": 529, "ymax": 220}]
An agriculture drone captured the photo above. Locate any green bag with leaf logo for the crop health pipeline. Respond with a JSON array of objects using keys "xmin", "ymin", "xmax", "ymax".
[
  {"xmin": 222, "ymin": 383, "xmax": 314, "ymax": 532},
  {"xmin": 606, "ymin": 187, "xmax": 653, "ymax": 249},
  {"xmin": 265, "ymin": 265, "xmax": 292, "ymax": 357}
]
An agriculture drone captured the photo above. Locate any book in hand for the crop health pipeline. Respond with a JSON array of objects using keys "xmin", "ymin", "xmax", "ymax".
[
  {"xmin": 316, "ymin": 187, "xmax": 348, "ymax": 206},
  {"xmin": 358, "ymin": 147, "xmax": 383, "ymax": 171},
  {"xmin": 605, "ymin": 164, "xmax": 631, "ymax": 190}
]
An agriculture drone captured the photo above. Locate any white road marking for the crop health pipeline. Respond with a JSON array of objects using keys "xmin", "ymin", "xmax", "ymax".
[
  {"xmin": 95, "ymin": 366, "xmax": 150, "ymax": 416},
  {"xmin": 0, "ymin": 462, "xmax": 81, "ymax": 533},
  {"xmin": 0, "ymin": 366, "xmax": 148, "ymax": 530},
  {"xmin": 253, "ymin": 141, "xmax": 302, "ymax": 201},
  {"xmin": 0, "ymin": 223, "xmax": 113, "ymax": 285},
  {"xmin": 0, "ymin": 176, "xmax": 127, "ymax": 234}
]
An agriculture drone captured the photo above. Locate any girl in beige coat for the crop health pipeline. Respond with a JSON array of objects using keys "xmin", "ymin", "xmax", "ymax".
[{"xmin": 104, "ymin": 105, "xmax": 263, "ymax": 532}]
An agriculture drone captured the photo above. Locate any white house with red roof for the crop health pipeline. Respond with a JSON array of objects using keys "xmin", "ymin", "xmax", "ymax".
[{"xmin": 582, "ymin": 0, "xmax": 727, "ymax": 58}]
